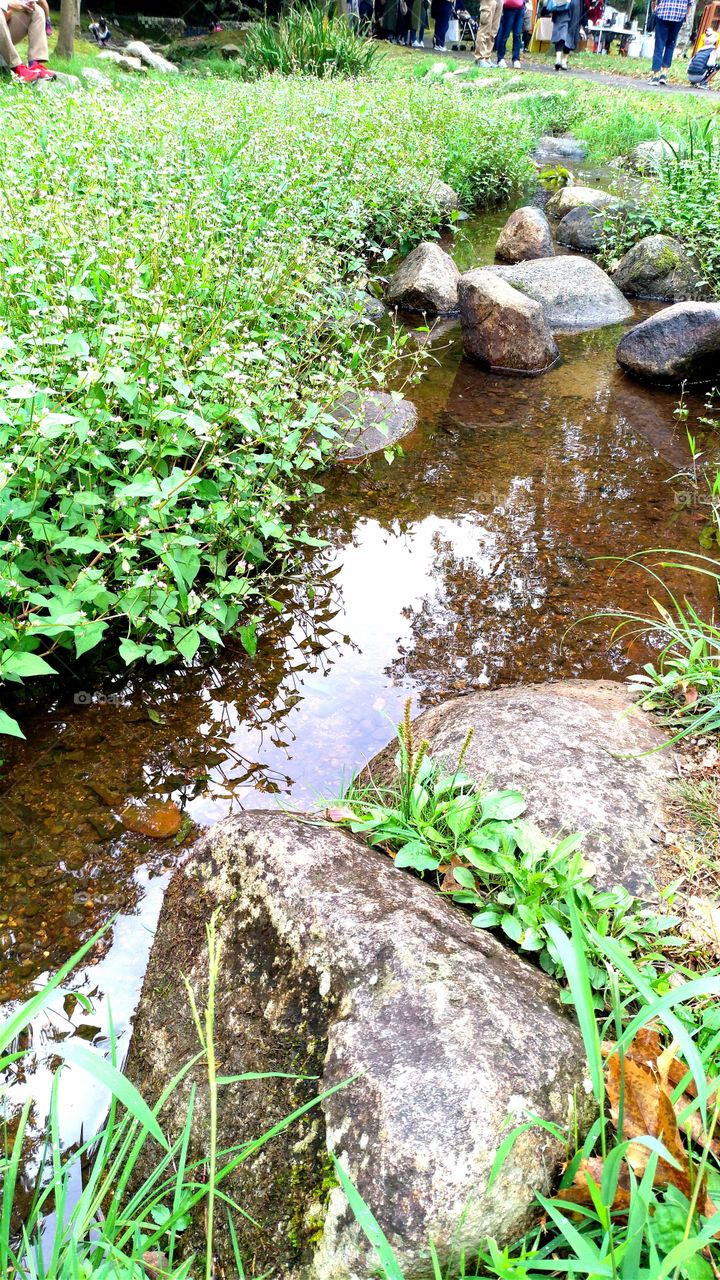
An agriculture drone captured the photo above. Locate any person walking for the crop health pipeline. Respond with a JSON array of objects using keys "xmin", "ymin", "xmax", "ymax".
[
  {"xmin": 648, "ymin": 0, "xmax": 691, "ymax": 84},
  {"xmin": 474, "ymin": 0, "xmax": 502, "ymax": 63},
  {"xmin": 0, "ymin": 0, "xmax": 54, "ymax": 80},
  {"xmin": 496, "ymin": 0, "xmax": 525, "ymax": 65},
  {"xmin": 550, "ymin": 0, "xmax": 583, "ymax": 69},
  {"xmin": 431, "ymin": 0, "xmax": 453, "ymax": 48}
]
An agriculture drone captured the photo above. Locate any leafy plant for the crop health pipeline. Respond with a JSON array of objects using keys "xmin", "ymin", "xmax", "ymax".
[
  {"xmin": 237, "ymin": 3, "xmax": 382, "ymax": 79},
  {"xmin": 331, "ymin": 701, "xmax": 679, "ymax": 1003},
  {"xmin": 582, "ymin": 551, "xmax": 720, "ymax": 744},
  {"xmin": 0, "ymin": 69, "xmax": 543, "ymax": 737}
]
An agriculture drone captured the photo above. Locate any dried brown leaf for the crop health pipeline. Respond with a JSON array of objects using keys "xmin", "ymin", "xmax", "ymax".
[
  {"xmin": 606, "ymin": 1055, "xmax": 706, "ymax": 1206},
  {"xmin": 440, "ymin": 854, "xmax": 465, "ymax": 893},
  {"xmin": 558, "ymin": 1155, "xmax": 632, "ymax": 1215}
]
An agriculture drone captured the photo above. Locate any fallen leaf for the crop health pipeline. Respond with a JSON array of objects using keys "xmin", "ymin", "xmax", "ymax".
[
  {"xmin": 606, "ymin": 1054, "xmax": 706, "ymax": 1207},
  {"xmin": 440, "ymin": 854, "xmax": 465, "ymax": 893},
  {"xmin": 142, "ymin": 1251, "xmax": 169, "ymax": 1278},
  {"xmin": 558, "ymin": 1155, "xmax": 632, "ymax": 1214},
  {"xmin": 118, "ymin": 799, "xmax": 182, "ymax": 839}
]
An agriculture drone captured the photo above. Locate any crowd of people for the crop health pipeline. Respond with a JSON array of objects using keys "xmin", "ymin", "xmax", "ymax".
[{"xmin": 363, "ymin": 0, "xmax": 716, "ymax": 82}]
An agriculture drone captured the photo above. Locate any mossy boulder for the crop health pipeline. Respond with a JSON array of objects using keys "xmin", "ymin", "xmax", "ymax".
[
  {"xmin": 128, "ymin": 811, "xmax": 594, "ymax": 1278},
  {"xmin": 612, "ymin": 235, "xmax": 711, "ymax": 303}
]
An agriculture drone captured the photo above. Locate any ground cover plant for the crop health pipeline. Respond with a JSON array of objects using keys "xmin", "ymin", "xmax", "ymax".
[{"xmin": 0, "ymin": 71, "xmax": 546, "ymax": 739}]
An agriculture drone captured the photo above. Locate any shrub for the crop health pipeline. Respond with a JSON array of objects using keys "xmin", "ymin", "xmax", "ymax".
[
  {"xmin": 0, "ymin": 72, "xmax": 544, "ymax": 737},
  {"xmin": 234, "ymin": 3, "xmax": 381, "ymax": 79}
]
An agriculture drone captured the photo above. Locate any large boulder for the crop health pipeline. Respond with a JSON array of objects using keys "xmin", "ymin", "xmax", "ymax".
[
  {"xmin": 128, "ymin": 811, "xmax": 594, "ymax": 1279},
  {"xmin": 364, "ymin": 680, "xmax": 673, "ymax": 895},
  {"xmin": 612, "ymin": 234, "xmax": 710, "ymax": 303},
  {"xmin": 326, "ymin": 389, "xmax": 418, "ymax": 460},
  {"xmin": 386, "ymin": 242, "xmax": 460, "ymax": 316},
  {"xmin": 556, "ymin": 204, "xmax": 607, "ymax": 253},
  {"xmin": 546, "ymin": 185, "xmax": 619, "ymax": 221},
  {"xmin": 626, "ymin": 139, "xmax": 673, "ymax": 172},
  {"xmin": 125, "ymin": 39, "xmax": 179, "ymax": 72},
  {"xmin": 489, "ymin": 256, "xmax": 633, "ymax": 331},
  {"xmin": 616, "ymin": 302, "xmax": 720, "ymax": 385},
  {"xmin": 458, "ymin": 269, "xmax": 559, "ymax": 375},
  {"xmin": 495, "ymin": 206, "xmax": 554, "ymax": 264}
]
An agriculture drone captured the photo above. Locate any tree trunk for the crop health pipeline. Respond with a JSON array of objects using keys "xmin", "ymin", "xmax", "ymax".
[{"xmin": 55, "ymin": 0, "xmax": 76, "ymax": 58}]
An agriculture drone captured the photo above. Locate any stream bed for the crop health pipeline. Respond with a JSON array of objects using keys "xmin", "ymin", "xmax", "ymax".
[{"xmin": 1, "ymin": 192, "xmax": 715, "ymax": 1170}]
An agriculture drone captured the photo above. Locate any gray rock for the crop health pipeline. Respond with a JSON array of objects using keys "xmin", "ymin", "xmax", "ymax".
[
  {"xmin": 616, "ymin": 301, "xmax": 720, "ymax": 385},
  {"xmin": 38, "ymin": 69, "xmax": 82, "ymax": 88},
  {"xmin": 427, "ymin": 178, "xmax": 460, "ymax": 221},
  {"xmin": 534, "ymin": 134, "xmax": 588, "ymax": 164},
  {"xmin": 489, "ymin": 255, "xmax": 633, "ymax": 331},
  {"xmin": 82, "ymin": 66, "xmax": 114, "ymax": 89},
  {"xmin": 612, "ymin": 235, "xmax": 710, "ymax": 303},
  {"xmin": 546, "ymin": 185, "xmax": 619, "ymax": 221},
  {"xmin": 458, "ymin": 269, "xmax": 559, "ymax": 375},
  {"xmin": 125, "ymin": 39, "xmax": 178, "ymax": 72},
  {"xmin": 556, "ymin": 204, "xmax": 607, "ymax": 253},
  {"xmin": 626, "ymin": 139, "xmax": 674, "ymax": 172},
  {"xmin": 327, "ymin": 390, "xmax": 418, "ymax": 460},
  {"xmin": 221, "ymin": 42, "xmax": 242, "ymax": 59},
  {"xmin": 386, "ymin": 242, "xmax": 460, "ymax": 316},
  {"xmin": 337, "ymin": 288, "xmax": 386, "ymax": 326},
  {"xmin": 128, "ymin": 810, "xmax": 594, "ymax": 1279},
  {"xmin": 495, "ymin": 206, "xmax": 554, "ymax": 264},
  {"xmin": 364, "ymin": 680, "xmax": 673, "ymax": 895},
  {"xmin": 98, "ymin": 49, "xmax": 146, "ymax": 71}
]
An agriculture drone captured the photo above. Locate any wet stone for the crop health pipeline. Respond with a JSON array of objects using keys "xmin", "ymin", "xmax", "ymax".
[{"xmin": 326, "ymin": 390, "xmax": 418, "ymax": 461}]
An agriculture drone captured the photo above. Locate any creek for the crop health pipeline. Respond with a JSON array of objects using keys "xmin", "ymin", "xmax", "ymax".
[{"xmin": 1, "ymin": 180, "xmax": 715, "ymax": 1176}]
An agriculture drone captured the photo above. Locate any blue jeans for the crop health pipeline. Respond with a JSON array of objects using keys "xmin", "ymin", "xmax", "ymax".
[
  {"xmin": 652, "ymin": 15, "xmax": 683, "ymax": 71},
  {"xmin": 496, "ymin": 3, "xmax": 524, "ymax": 61},
  {"xmin": 434, "ymin": 0, "xmax": 453, "ymax": 45}
]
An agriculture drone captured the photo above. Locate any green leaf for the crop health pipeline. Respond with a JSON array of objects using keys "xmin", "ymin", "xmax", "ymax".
[
  {"xmin": 0, "ymin": 708, "xmax": 25, "ymax": 738},
  {"xmin": 481, "ymin": 790, "xmax": 526, "ymax": 822},
  {"xmin": 2, "ymin": 651, "xmax": 56, "ymax": 678},
  {"xmin": 75, "ymin": 621, "xmax": 108, "ymax": 659},
  {"xmin": 331, "ymin": 1156, "xmax": 404, "ymax": 1280},
  {"xmin": 500, "ymin": 913, "xmax": 523, "ymax": 944},
  {"xmin": 51, "ymin": 1039, "xmax": 168, "ymax": 1149},
  {"xmin": 394, "ymin": 842, "xmax": 439, "ymax": 872},
  {"xmin": 119, "ymin": 638, "xmax": 147, "ymax": 665},
  {"xmin": 239, "ymin": 622, "xmax": 258, "ymax": 657},
  {"xmin": 175, "ymin": 628, "xmax": 200, "ymax": 662}
]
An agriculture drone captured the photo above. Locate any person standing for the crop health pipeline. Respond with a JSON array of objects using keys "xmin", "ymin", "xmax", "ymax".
[
  {"xmin": 474, "ymin": 0, "xmax": 502, "ymax": 63},
  {"xmin": 0, "ymin": 0, "xmax": 54, "ymax": 80},
  {"xmin": 410, "ymin": 0, "xmax": 428, "ymax": 43},
  {"xmin": 649, "ymin": 0, "xmax": 691, "ymax": 84},
  {"xmin": 551, "ymin": 0, "xmax": 583, "ymax": 69},
  {"xmin": 496, "ymin": 0, "xmax": 525, "ymax": 65},
  {"xmin": 432, "ymin": 0, "xmax": 453, "ymax": 49}
]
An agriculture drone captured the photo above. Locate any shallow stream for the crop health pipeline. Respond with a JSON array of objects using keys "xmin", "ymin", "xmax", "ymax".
[{"xmin": 1, "ymin": 178, "xmax": 715, "ymax": 1170}]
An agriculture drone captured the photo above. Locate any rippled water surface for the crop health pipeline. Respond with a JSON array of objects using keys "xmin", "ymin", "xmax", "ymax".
[{"xmin": 1, "ymin": 200, "xmax": 715, "ymax": 1156}]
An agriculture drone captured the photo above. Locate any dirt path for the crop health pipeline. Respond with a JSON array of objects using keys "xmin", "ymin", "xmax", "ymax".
[{"xmin": 520, "ymin": 56, "xmax": 720, "ymax": 96}]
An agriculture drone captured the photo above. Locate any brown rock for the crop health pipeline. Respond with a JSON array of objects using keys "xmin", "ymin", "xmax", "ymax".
[
  {"xmin": 495, "ymin": 206, "xmax": 554, "ymax": 264},
  {"xmin": 385, "ymin": 241, "xmax": 460, "ymax": 315},
  {"xmin": 458, "ymin": 268, "xmax": 559, "ymax": 375}
]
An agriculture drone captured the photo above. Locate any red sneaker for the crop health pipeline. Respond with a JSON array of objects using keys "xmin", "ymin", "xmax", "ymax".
[
  {"xmin": 12, "ymin": 64, "xmax": 41, "ymax": 82},
  {"xmin": 28, "ymin": 61, "xmax": 56, "ymax": 78}
]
